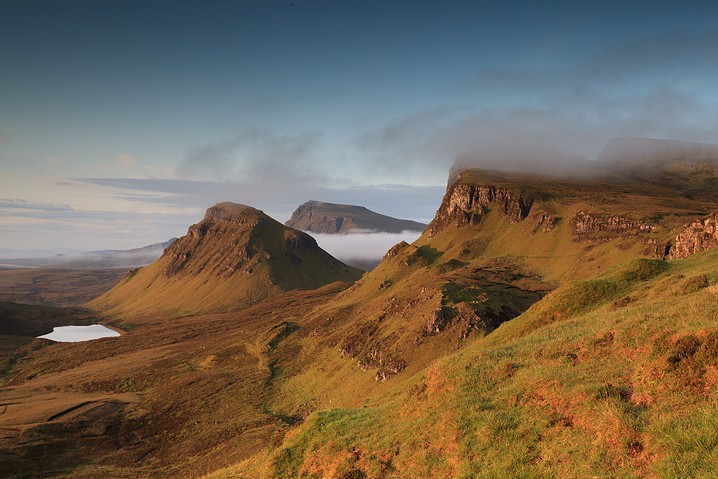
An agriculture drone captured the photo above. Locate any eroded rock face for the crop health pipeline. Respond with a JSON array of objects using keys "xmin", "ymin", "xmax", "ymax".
[
  {"xmin": 671, "ymin": 212, "xmax": 718, "ymax": 259},
  {"xmin": 203, "ymin": 203, "xmax": 264, "ymax": 227},
  {"xmin": 570, "ymin": 211, "xmax": 655, "ymax": 236},
  {"xmin": 530, "ymin": 212, "xmax": 560, "ymax": 234},
  {"xmin": 162, "ymin": 226, "xmax": 257, "ymax": 278},
  {"xmin": 428, "ymin": 184, "xmax": 533, "ymax": 237},
  {"xmin": 285, "ymin": 231, "xmax": 317, "ymax": 249},
  {"xmin": 383, "ymin": 241, "xmax": 410, "ymax": 260},
  {"xmin": 424, "ymin": 306, "xmax": 453, "ymax": 334},
  {"xmin": 160, "ymin": 203, "xmax": 321, "ymax": 279}
]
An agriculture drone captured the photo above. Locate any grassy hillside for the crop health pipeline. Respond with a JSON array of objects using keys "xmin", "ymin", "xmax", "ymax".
[
  {"xmin": 199, "ymin": 166, "xmax": 718, "ymax": 478},
  {"xmin": 211, "ymin": 248, "xmax": 718, "ymax": 479},
  {"xmin": 251, "ymin": 164, "xmax": 718, "ymax": 403}
]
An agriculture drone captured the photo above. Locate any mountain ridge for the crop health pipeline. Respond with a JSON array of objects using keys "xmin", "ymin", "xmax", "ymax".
[{"xmin": 0, "ymin": 239, "xmax": 176, "ymax": 269}]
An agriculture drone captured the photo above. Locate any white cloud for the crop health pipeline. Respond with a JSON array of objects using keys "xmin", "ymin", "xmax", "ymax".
[
  {"xmin": 177, "ymin": 129, "xmax": 324, "ymax": 184},
  {"xmin": 116, "ymin": 153, "xmax": 136, "ymax": 170},
  {"xmin": 311, "ymin": 230, "xmax": 422, "ymax": 262}
]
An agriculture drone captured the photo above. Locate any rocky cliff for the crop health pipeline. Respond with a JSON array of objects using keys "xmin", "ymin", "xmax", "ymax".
[
  {"xmin": 286, "ymin": 201, "xmax": 426, "ymax": 234},
  {"xmin": 427, "ymin": 183, "xmax": 533, "ymax": 237},
  {"xmin": 671, "ymin": 212, "xmax": 718, "ymax": 259},
  {"xmin": 570, "ymin": 210, "xmax": 656, "ymax": 236}
]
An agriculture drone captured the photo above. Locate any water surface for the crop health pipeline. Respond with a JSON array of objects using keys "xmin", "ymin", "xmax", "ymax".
[{"xmin": 38, "ymin": 324, "xmax": 120, "ymax": 342}]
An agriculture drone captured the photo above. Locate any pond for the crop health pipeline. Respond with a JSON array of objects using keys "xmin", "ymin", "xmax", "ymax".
[{"xmin": 38, "ymin": 324, "xmax": 121, "ymax": 342}]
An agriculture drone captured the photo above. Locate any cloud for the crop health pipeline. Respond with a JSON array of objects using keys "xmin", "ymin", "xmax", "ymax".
[
  {"xmin": 74, "ymin": 177, "xmax": 444, "ymax": 225},
  {"xmin": 1, "ymin": 178, "xmax": 438, "ymax": 254},
  {"xmin": 351, "ymin": 27, "xmax": 717, "ymax": 180},
  {"xmin": 311, "ymin": 230, "xmax": 422, "ymax": 263},
  {"xmin": 177, "ymin": 129, "xmax": 324, "ymax": 184},
  {"xmin": 0, "ymin": 198, "xmax": 75, "ymax": 213},
  {"xmin": 354, "ymin": 84, "xmax": 718, "ymax": 180},
  {"xmin": 116, "ymin": 154, "xmax": 135, "ymax": 170},
  {"xmin": 0, "ymin": 207, "xmax": 190, "ymax": 253}
]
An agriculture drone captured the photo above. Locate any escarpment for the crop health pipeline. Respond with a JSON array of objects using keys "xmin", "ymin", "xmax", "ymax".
[
  {"xmin": 671, "ymin": 212, "xmax": 718, "ymax": 259},
  {"xmin": 427, "ymin": 183, "xmax": 533, "ymax": 237},
  {"xmin": 570, "ymin": 211, "xmax": 656, "ymax": 237},
  {"xmin": 286, "ymin": 201, "xmax": 426, "ymax": 234}
]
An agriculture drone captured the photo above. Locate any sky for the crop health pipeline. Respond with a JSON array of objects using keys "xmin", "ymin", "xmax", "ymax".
[{"xmin": 2, "ymin": 0, "xmax": 718, "ymax": 252}]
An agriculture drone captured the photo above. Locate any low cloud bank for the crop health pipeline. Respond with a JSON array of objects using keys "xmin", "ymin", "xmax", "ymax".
[
  {"xmin": 311, "ymin": 230, "xmax": 423, "ymax": 270},
  {"xmin": 0, "ymin": 240, "xmax": 175, "ymax": 269}
]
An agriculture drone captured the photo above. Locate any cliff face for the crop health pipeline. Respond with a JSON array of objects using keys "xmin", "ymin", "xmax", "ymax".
[
  {"xmin": 671, "ymin": 212, "xmax": 718, "ymax": 259},
  {"xmin": 286, "ymin": 201, "xmax": 426, "ymax": 234},
  {"xmin": 162, "ymin": 204, "xmax": 266, "ymax": 278},
  {"xmin": 570, "ymin": 211, "xmax": 656, "ymax": 236},
  {"xmin": 427, "ymin": 183, "xmax": 533, "ymax": 237}
]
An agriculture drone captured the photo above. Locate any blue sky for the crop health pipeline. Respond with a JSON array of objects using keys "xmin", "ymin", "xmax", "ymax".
[{"xmin": 1, "ymin": 0, "xmax": 718, "ymax": 252}]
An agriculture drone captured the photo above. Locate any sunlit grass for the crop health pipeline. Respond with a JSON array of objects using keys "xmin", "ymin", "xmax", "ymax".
[{"xmin": 203, "ymin": 248, "xmax": 718, "ymax": 478}]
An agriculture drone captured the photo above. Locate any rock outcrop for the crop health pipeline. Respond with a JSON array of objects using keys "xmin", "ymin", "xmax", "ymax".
[
  {"xmin": 286, "ymin": 201, "xmax": 426, "ymax": 234},
  {"xmin": 427, "ymin": 183, "xmax": 533, "ymax": 237},
  {"xmin": 570, "ymin": 210, "xmax": 656, "ymax": 237},
  {"xmin": 161, "ymin": 204, "xmax": 283, "ymax": 278},
  {"xmin": 383, "ymin": 241, "xmax": 410, "ymax": 260},
  {"xmin": 671, "ymin": 212, "xmax": 718, "ymax": 259}
]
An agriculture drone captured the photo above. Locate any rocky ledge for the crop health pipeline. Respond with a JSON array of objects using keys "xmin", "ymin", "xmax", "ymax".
[
  {"xmin": 671, "ymin": 212, "xmax": 718, "ymax": 259},
  {"xmin": 570, "ymin": 210, "xmax": 656, "ymax": 236},
  {"xmin": 427, "ymin": 183, "xmax": 533, "ymax": 237}
]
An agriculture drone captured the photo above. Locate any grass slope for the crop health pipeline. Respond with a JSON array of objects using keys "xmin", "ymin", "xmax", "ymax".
[
  {"xmin": 198, "ymin": 166, "xmax": 718, "ymax": 478},
  {"xmin": 214, "ymin": 248, "xmax": 718, "ymax": 479}
]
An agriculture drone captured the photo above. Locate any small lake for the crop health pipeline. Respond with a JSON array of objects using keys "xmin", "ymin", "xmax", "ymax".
[{"xmin": 38, "ymin": 324, "xmax": 121, "ymax": 342}]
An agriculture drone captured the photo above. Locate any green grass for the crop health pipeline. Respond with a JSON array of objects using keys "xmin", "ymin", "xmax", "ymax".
[{"xmin": 207, "ymin": 247, "xmax": 718, "ymax": 479}]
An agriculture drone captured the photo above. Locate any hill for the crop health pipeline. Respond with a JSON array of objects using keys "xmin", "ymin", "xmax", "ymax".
[
  {"xmin": 89, "ymin": 203, "xmax": 363, "ymax": 317},
  {"xmin": 285, "ymin": 200, "xmax": 426, "ymax": 234},
  {"xmin": 224, "ymin": 247, "xmax": 718, "ymax": 479}
]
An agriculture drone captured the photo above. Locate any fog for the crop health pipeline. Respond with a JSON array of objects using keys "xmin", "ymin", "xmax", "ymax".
[
  {"xmin": 0, "ymin": 240, "xmax": 174, "ymax": 269},
  {"xmin": 311, "ymin": 230, "xmax": 424, "ymax": 270}
]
